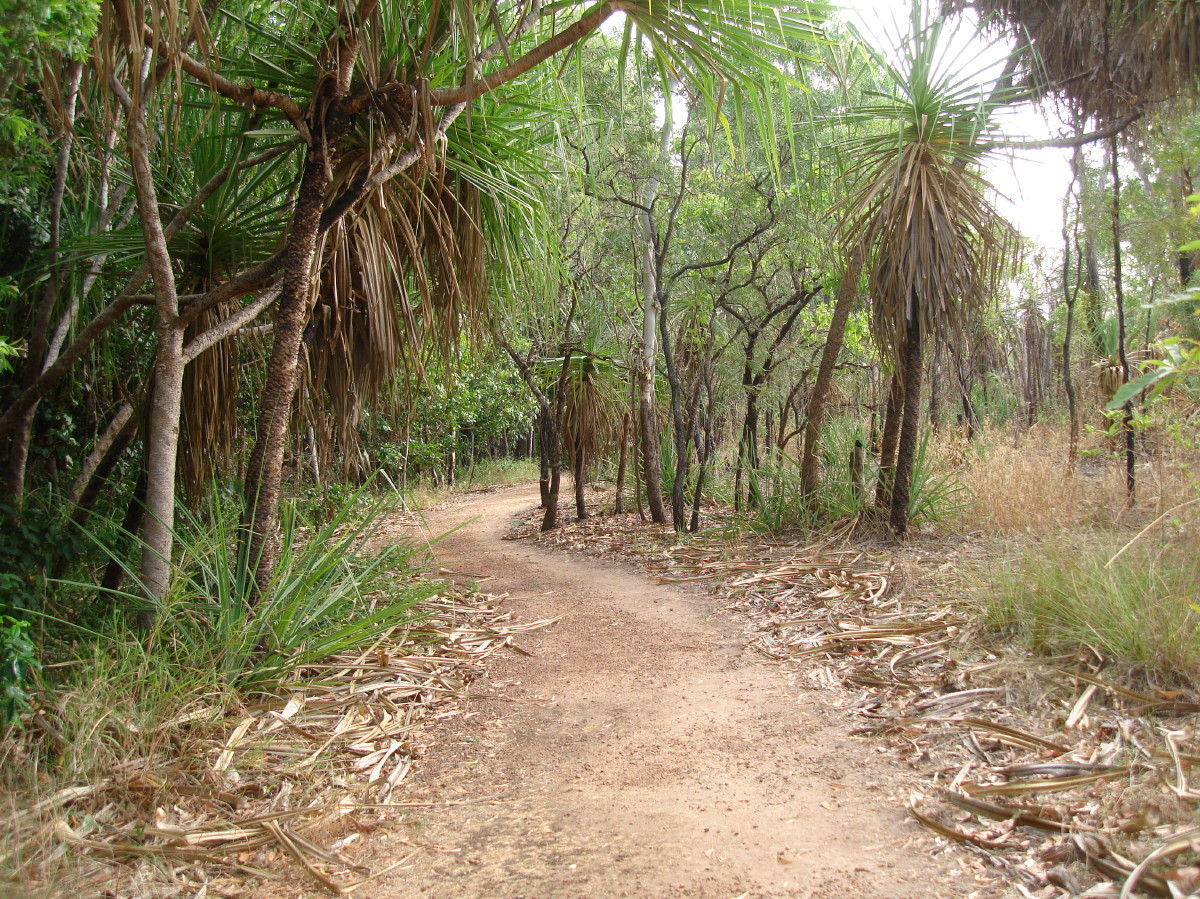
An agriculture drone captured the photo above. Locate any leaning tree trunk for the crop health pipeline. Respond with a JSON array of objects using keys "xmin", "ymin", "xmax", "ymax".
[
  {"xmin": 889, "ymin": 310, "xmax": 924, "ymax": 537},
  {"xmin": 874, "ymin": 370, "xmax": 905, "ymax": 511},
  {"xmin": 801, "ymin": 247, "xmax": 864, "ymax": 495},
  {"xmin": 129, "ymin": 92, "xmax": 189, "ymax": 615},
  {"xmin": 242, "ymin": 133, "xmax": 337, "ymax": 595}
]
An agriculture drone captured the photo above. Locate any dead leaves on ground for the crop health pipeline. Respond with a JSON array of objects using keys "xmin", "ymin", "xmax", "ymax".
[
  {"xmin": 517, "ymin": 502, "xmax": 1200, "ymax": 899},
  {"xmin": 2, "ymin": 591, "xmax": 552, "ymax": 896}
]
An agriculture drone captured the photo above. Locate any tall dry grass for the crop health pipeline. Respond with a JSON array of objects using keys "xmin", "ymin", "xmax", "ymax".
[
  {"xmin": 940, "ymin": 421, "xmax": 1200, "ymax": 686},
  {"xmin": 944, "ymin": 422, "xmax": 1195, "ymax": 536}
]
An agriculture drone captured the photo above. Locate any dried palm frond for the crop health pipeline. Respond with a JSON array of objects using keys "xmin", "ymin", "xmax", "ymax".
[
  {"xmin": 562, "ymin": 356, "xmax": 620, "ymax": 471},
  {"xmin": 180, "ymin": 301, "xmax": 239, "ymax": 500},
  {"xmin": 946, "ymin": 0, "xmax": 1200, "ymax": 119}
]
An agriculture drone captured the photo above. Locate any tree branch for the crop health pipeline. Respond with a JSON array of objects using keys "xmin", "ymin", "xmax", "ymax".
[
  {"xmin": 989, "ymin": 108, "xmax": 1143, "ymax": 150},
  {"xmin": 428, "ymin": 0, "xmax": 632, "ymax": 106}
]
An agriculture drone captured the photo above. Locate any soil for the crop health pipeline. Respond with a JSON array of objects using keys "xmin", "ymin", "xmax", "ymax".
[{"xmin": 350, "ymin": 484, "xmax": 1001, "ymax": 899}]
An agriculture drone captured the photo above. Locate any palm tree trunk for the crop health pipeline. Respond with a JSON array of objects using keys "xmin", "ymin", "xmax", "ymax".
[
  {"xmin": 243, "ymin": 134, "xmax": 337, "ymax": 595},
  {"xmin": 573, "ymin": 435, "xmax": 588, "ymax": 520},
  {"xmin": 889, "ymin": 312, "xmax": 924, "ymax": 536},
  {"xmin": 614, "ymin": 411, "xmax": 629, "ymax": 514},
  {"xmin": 801, "ymin": 247, "xmax": 864, "ymax": 494},
  {"xmin": 874, "ymin": 370, "xmax": 904, "ymax": 511}
]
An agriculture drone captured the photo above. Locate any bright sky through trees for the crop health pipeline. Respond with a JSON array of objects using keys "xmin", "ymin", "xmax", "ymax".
[{"xmin": 836, "ymin": 0, "xmax": 1074, "ymax": 249}]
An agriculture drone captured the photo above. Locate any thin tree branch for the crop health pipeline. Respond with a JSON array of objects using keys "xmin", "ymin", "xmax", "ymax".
[
  {"xmin": 429, "ymin": 0, "xmax": 633, "ymax": 106},
  {"xmin": 183, "ymin": 289, "xmax": 280, "ymax": 361},
  {"xmin": 988, "ymin": 108, "xmax": 1143, "ymax": 150}
]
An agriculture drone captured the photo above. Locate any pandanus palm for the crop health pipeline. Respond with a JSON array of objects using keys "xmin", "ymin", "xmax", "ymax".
[
  {"xmin": 840, "ymin": 3, "xmax": 1015, "ymax": 535},
  {"xmin": 14, "ymin": 0, "xmax": 830, "ymax": 602}
]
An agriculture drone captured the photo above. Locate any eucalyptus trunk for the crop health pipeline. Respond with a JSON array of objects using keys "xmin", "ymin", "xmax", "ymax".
[{"xmin": 800, "ymin": 247, "xmax": 863, "ymax": 494}]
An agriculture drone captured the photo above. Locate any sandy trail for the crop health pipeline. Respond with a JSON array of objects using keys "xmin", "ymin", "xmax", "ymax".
[{"xmin": 365, "ymin": 484, "xmax": 984, "ymax": 899}]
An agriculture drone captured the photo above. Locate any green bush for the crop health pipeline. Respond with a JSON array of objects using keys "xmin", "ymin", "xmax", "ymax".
[{"xmin": 75, "ymin": 486, "xmax": 436, "ymax": 690}]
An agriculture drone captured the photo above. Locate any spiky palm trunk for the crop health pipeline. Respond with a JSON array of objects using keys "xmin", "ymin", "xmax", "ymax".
[
  {"xmin": 243, "ymin": 132, "xmax": 338, "ymax": 594},
  {"xmin": 874, "ymin": 370, "xmax": 904, "ymax": 511},
  {"xmin": 889, "ymin": 310, "xmax": 924, "ymax": 536}
]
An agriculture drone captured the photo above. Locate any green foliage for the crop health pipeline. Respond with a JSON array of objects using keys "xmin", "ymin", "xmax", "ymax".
[
  {"xmin": 985, "ymin": 538, "xmax": 1200, "ymax": 687},
  {"xmin": 0, "ymin": 498, "xmax": 88, "ymax": 617},
  {"xmin": 0, "ymin": 0, "xmax": 99, "ymax": 63},
  {"xmin": 1109, "ymin": 337, "xmax": 1200, "ymax": 410},
  {"xmin": 0, "ymin": 615, "xmax": 39, "ymax": 724},
  {"xmin": 78, "ymin": 488, "xmax": 436, "ymax": 690},
  {"xmin": 739, "ymin": 424, "xmax": 969, "ymax": 535}
]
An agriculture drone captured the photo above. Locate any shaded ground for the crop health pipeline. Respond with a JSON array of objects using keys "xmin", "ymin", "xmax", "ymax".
[{"xmin": 353, "ymin": 484, "xmax": 993, "ymax": 899}]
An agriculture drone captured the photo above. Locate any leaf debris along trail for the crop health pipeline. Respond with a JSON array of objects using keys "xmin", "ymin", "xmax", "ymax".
[{"xmin": 359, "ymin": 484, "xmax": 986, "ymax": 899}]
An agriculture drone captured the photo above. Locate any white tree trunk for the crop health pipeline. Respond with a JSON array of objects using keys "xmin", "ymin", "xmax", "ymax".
[{"xmin": 129, "ymin": 101, "xmax": 185, "ymax": 609}]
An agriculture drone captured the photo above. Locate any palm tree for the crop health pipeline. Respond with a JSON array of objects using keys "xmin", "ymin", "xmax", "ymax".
[
  {"xmin": 840, "ymin": 3, "xmax": 1015, "ymax": 536},
  {"xmin": 947, "ymin": 0, "xmax": 1200, "ymax": 123},
  {"xmin": 0, "ymin": 0, "xmax": 832, "ymax": 603}
]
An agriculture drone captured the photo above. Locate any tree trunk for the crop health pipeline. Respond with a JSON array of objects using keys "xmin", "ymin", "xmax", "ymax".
[
  {"xmin": 739, "ymin": 391, "xmax": 761, "ymax": 510},
  {"xmin": 614, "ymin": 411, "xmax": 629, "ymax": 514},
  {"xmin": 242, "ymin": 124, "xmax": 340, "ymax": 595},
  {"xmin": 538, "ymin": 409, "xmax": 552, "ymax": 508},
  {"xmin": 1109, "ymin": 136, "xmax": 1135, "ymax": 498},
  {"xmin": 874, "ymin": 369, "xmax": 904, "ymax": 511},
  {"xmin": 1082, "ymin": 237, "xmax": 1104, "ymax": 361},
  {"xmin": 127, "ymin": 92, "xmax": 188, "ymax": 615},
  {"xmin": 635, "ymin": 85, "xmax": 675, "ymax": 526},
  {"xmin": 800, "ymin": 246, "xmax": 863, "ymax": 495},
  {"xmin": 658, "ymin": 294, "xmax": 691, "ymax": 531},
  {"xmin": 4, "ymin": 61, "xmax": 83, "ymax": 508},
  {"xmin": 928, "ymin": 338, "xmax": 942, "ymax": 433},
  {"xmin": 573, "ymin": 435, "xmax": 588, "ymax": 520},
  {"xmin": 889, "ymin": 311, "xmax": 924, "ymax": 536},
  {"xmin": 1063, "ymin": 245, "xmax": 1079, "ymax": 473}
]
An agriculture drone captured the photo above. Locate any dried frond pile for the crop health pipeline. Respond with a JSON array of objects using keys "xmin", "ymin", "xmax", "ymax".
[{"xmin": 2, "ymin": 591, "xmax": 552, "ymax": 897}]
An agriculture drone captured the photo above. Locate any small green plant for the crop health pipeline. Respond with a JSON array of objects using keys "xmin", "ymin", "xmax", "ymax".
[
  {"xmin": 0, "ymin": 615, "xmax": 39, "ymax": 724},
  {"xmin": 75, "ymin": 485, "xmax": 437, "ymax": 690}
]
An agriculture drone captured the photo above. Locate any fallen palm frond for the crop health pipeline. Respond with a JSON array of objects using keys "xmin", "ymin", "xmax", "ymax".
[
  {"xmin": 519, "ymin": 496, "xmax": 1200, "ymax": 899},
  {"xmin": 1, "ymin": 589, "xmax": 551, "ymax": 896}
]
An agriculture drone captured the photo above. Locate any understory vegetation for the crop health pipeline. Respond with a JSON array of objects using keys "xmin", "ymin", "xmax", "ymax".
[{"xmin": 1, "ymin": 0, "xmax": 1199, "ymax": 891}]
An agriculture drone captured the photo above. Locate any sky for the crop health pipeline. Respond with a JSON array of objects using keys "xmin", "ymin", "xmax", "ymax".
[{"xmin": 835, "ymin": 0, "xmax": 1076, "ymax": 250}]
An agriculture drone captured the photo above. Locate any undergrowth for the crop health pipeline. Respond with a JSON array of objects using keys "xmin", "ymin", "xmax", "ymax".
[
  {"xmin": 983, "ymin": 534, "xmax": 1200, "ymax": 687},
  {"xmin": 2, "ymin": 487, "xmax": 437, "ymax": 791}
]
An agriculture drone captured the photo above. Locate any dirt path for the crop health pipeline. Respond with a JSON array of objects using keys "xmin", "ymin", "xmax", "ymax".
[{"xmin": 365, "ymin": 485, "xmax": 988, "ymax": 899}]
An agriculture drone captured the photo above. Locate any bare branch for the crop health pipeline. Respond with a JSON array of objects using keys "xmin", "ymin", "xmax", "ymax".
[
  {"xmin": 989, "ymin": 108, "xmax": 1143, "ymax": 150},
  {"xmin": 183, "ymin": 289, "xmax": 280, "ymax": 362},
  {"xmin": 428, "ymin": 0, "xmax": 631, "ymax": 106}
]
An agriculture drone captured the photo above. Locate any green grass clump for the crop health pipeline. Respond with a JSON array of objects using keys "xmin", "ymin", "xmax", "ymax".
[{"xmin": 985, "ymin": 537, "xmax": 1200, "ymax": 687}]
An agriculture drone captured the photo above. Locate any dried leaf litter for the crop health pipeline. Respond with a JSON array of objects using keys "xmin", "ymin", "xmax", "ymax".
[{"xmin": 514, "ymin": 496, "xmax": 1200, "ymax": 899}]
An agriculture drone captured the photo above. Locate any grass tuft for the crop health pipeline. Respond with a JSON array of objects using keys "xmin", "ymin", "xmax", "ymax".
[{"xmin": 983, "ymin": 535, "xmax": 1200, "ymax": 687}]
